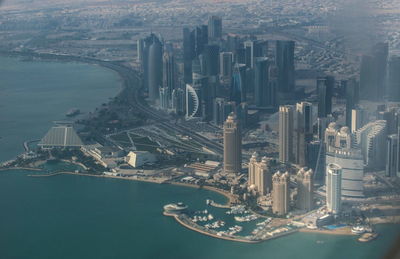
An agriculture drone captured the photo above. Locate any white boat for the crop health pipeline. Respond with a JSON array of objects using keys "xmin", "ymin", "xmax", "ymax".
[{"xmin": 208, "ymin": 214, "xmax": 214, "ymax": 220}]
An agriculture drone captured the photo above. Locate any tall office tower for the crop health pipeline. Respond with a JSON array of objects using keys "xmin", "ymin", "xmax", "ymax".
[
  {"xmin": 185, "ymin": 83, "xmax": 201, "ymax": 120},
  {"xmin": 220, "ymin": 52, "xmax": 233, "ymax": 82},
  {"xmin": 388, "ymin": 56, "xmax": 400, "ymax": 101},
  {"xmin": 208, "ymin": 16, "xmax": 222, "ymax": 40},
  {"xmin": 317, "ymin": 76, "xmax": 334, "ymax": 118},
  {"xmin": 137, "ymin": 38, "xmax": 144, "ymax": 63},
  {"xmin": 223, "ymin": 113, "xmax": 242, "ymax": 174},
  {"xmin": 183, "ymin": 28, "xmax": 195, "ymax": 84},
  {"xmin": 345, "ymin": 79, "xmax": 359, "ymax": 129},
  {"xmin": 386, "ymin": 134, "xmax": 399, "ymax": 177},
  {"xmin": 159, "ymin": 87, "xmax": 169, "ymax": 110},
  {"xmin": 378, "ymin": 108, "xmax": 398, "ymax": 135},
  {"xmin": 139, "ymin": 35, "xmax": 155, "ymax": 91},
  {"xmin": 360, "ymin": 43, "xmax": 388, "ymax": 101},
  {"xmin": 295, "ymin": 102, "xmax": 313, "ymax": 166},
  {"xmin": 324, "ymin": 125, "xmax": 365, "ymax": 197},
  {"xmin": 354, "ymin": 120, "xmax": 387, "ymax": 169},
  {"xmin": 171, "ymin": 88, "xmax": 185, "ymax": 115},
  {"xmin": 244, "ymin": 41, "xmax": 255, "ymax": 68},
  {"xmin": 226, "ymin": 34, "xmax": 239, "ymax": 52},
  {"xmin": 148, "ymin": 35, "xmax": 163, "ymax": 102},
  {"xmin": 194, "ymin": 25, "xmax": 208, "ymax": 57},
  {"xmin": 296, "ymin": 168, "xmax": 314, "ymax": 211},
  {"xmin": 268, "ymin": 65, "xmax": 278, "ymax": 108},
  {"xmin": 235, "ymin": 47, "xmax": 246, "ymax": 64},
  {"xmin": 237, "ymin": 102, "xmax": 248, "ymax": 129},
  {"xmin": 275, "ymin": 40, "xmax": 295, "ymax": 93},
  {"xmin": 231, "ymin": 63, "xmax": 246, "ymax": 104},
  {"xmin": 272, "ymin": 171, "xmax": 290, "ymax": 216},
  {"xmin": 254, "ymin": 57, "xmax": 269, "ymax": 107},
  {"xmin": 306, "ymin": 140, "xmax": 325, "ymax": 181},
  {"xmin": 351, "ymin": 106, "xmax": 369, "ymax": 133},
  {"xmin": 163, "ymin": 51, "xmax": 176, "ymax": 95},
  {"xmin": 213, "ymin": 98, "xmax": 227, "ymax": 125},
  {"xmin": 254, "ymin": 40, "xmax": 268, "ymax": 58},
  {"xmin": 203, "ymin": 44, "xmax": 220, "ymax": 76},
  {"xmin": 279, "ymin": 105, "xmax": 294, "ymax": 163},
  {"xmin": 326, "ymin": 163, "xmax": 342, "ymax": 214}
]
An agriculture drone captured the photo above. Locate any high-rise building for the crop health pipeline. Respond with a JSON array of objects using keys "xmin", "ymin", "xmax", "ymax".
[
  {"xmin": 294, "ymin": 102, "xmax": 313, "ymax": 166},
  {"xmin": 183, "ymin": 28, "xmax": 195, "ymax": 84},
  {"xmin": 159, "ymin": 87, "xmax": 169, "ymax": 110},
  {"xmin": 137, "ymin": 38, "xmax": 144, "ymax": 63},
  {"xmin": 223, "ymin": 113, "xmax": 242, "ymax": 174},
  {"xmin": 296, "ymin": 168, "xmax": 314, "ymax": 211},
  {"xmin": 219, "ymin": 52, "xmax": 233, "ymax": 82},
  {"xmin": 185, "ymin": 84, "xmax": 201, "ymax": 120},
  {"xmin": 195, "ymin": 25, "xmax": 208, "ymax": 57},
  {"xmin": 345, "ymin": 79, "xmax": 359, "ymax": 129},
  {"xmin": 254, "ymin": 57, "xmax": 269, "ymax": 107},
  {"xmin": 148, "ymin": 35, "xmax": 163, "ymax": 102},
  {"xmin": 244, "ymin": 41, "xmax": 255, "ymax": 68},
  {"xmin": 354, "ymin": 120, "xmax": 387, "ymax": 169},
  {"xmin": 325, "ymin": 125, "xmax": 365, "ymax": 197},
  {"xmin": 248, "ymin": 153, "xmax": 273, "ymax": 195},
  {"xmin": 275, "ymin": 40, "xmax": 295, "ymax": 93},
  {"xmin": 279, "ymin": 105, "xmax": 294, "ymax": 163},
  {"xmin": 237, "ymin": 102, "xmax": 248, "ymax": 129},
  {"xmin": 171, "ymin": 88, "xmax": 185, "ymax": 115},
  {"xmin": 360, "ymin": 43, "xmax": 388, "ymax": 101},
  {"xmin": 208, "ymin": 16, "xmax": 222, "ymax": 40},
  {"xmin": 203, "ymin": 44, "xmax": 220, "ymax": 76},
  {"xmin": 386, "ymin": 134, "xmax": 399, "ymax": 178},
  {"xmin": 268, "ymin": 65, "xmax": 278, "ymax": 108},
  {"xmin": 162, "ymin": 51, "xmax": 176, "ymax": 95},
  {"xmin": 387, "ymin": 56, "xmax": 400, "ymax": 101},
  {"xmin": 317, "ymin": 76, "xmax": 334, "ymax": 118},
  {"xmin": 351, "ymin": 106, "xmax": 369, "ymax": 133},
  {"xmin": 272, "ymin": 171, "xmax": 290, "ymax": 216},
  {"xmin": 231, "ymin": 63, "xmax": 246, "ymax": 104},
  {"xmin": 326, "ymin": 163, "xmax": 342, "ymax": 214}
]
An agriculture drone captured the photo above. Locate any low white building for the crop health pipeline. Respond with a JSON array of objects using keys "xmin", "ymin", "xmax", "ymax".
[{"xmin": 126, "ymin": 151, "xmax": 156, "ymax": 168}]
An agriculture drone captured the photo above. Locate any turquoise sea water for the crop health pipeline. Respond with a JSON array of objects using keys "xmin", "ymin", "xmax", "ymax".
[{"xmin": 0, "ymin": 56, "xmax": 399, "ymax": 259}]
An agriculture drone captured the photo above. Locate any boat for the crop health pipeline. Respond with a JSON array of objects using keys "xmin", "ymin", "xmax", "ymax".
[
  {"xmin": 207, "ymin": 214, "xmax": 214, "ymax": 220},
  {"xmin": 358, "ymin": 232, "xmax": 378, "ymax": 242},
  {"xmin": 66, "ymin": 108, "xmax": 80, "ymax": 117}
]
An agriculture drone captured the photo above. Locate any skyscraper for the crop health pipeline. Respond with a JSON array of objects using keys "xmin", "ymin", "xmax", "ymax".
[
  {"xmin": 208, "ymin": 16, "xmax": 222, "ymax": 40},
  {"xmin": 244, "ymin": 40, "xmax": 255, "ymax": 68},
  {"xmin": 345, "ymin": 79, "xmax": 359, "ymax": 129},
  {"xmin": 219, "ymin": 52, "xmax": 233, "ymax": 82},
  {"xmin": 254, "ymin": 57, "xmax": 269, "ymax": 108},
  {"xmin": 351, "ymin": 106, "xmax": 369, "ymax": 133},
  {"xmin": 162, "ymin": 51, "xmax": 176, "ymax": 96},
  {"xmin": 317, "ymin": 76, "xmax": 334, "ymax": 118},
  {"xmin": 203, "ymin": 44, "xmax": 220, "ymax": 76},
  {"xmin": 148, "ymin": 35, "xmax": 163, "ymax": 102},
  {"xmin": 388, "ymin": 56, "xmax": 400, "ymax": 101},
  {"xmin": 223, "ymin": 113, "xmax": 242, "ymax": 174},
  {"xmin": 231, "ymin": 63, "xmax": 246, "ymax": 104},
  {"xmin": 272, "ymin": 171, "xmax": 290, "ymax": 216},
  {"xmin": 386, "ymin": 134, "xmax": 399, "ymax": 178},
  {"xmin": 279, "ymin": 105, "xmax": 294, "ymax": 163},
  {"xmin": 185, "ymin": 84, "xmax": 201, "ymax": 120},
  {"xmin": 183, "ymin": 27, "xmax": 195, "ymax": 84},
  {"xmin": 326, "ymin": 163, "xmax": 342, "ymax": 214},
  {"xmin": 275, "ymin": 40, "xmax": 295, "ymax": 93},
  {"xmin": 295, "ymin": 102, "xmax": 313, "ymax": 166},
  {"xmin": 248, "ymin": 153, "xmax": 273, "ymax": 196},
  {"xmin": 296, "ymin": 168, "xmax": 314, "ymax": 211},
  {"xmin": 359, "ymin": 42, "xmax": 388, "ymax": 101},
  {"xmin": 354, "ymin": 120, "xmax": 387, "ymax": 169}
]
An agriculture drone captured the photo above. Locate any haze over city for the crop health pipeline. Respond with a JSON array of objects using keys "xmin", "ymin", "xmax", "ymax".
[{"xmin": 0, "ymin": 0, "xmax": 400, "ymax": 258}]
